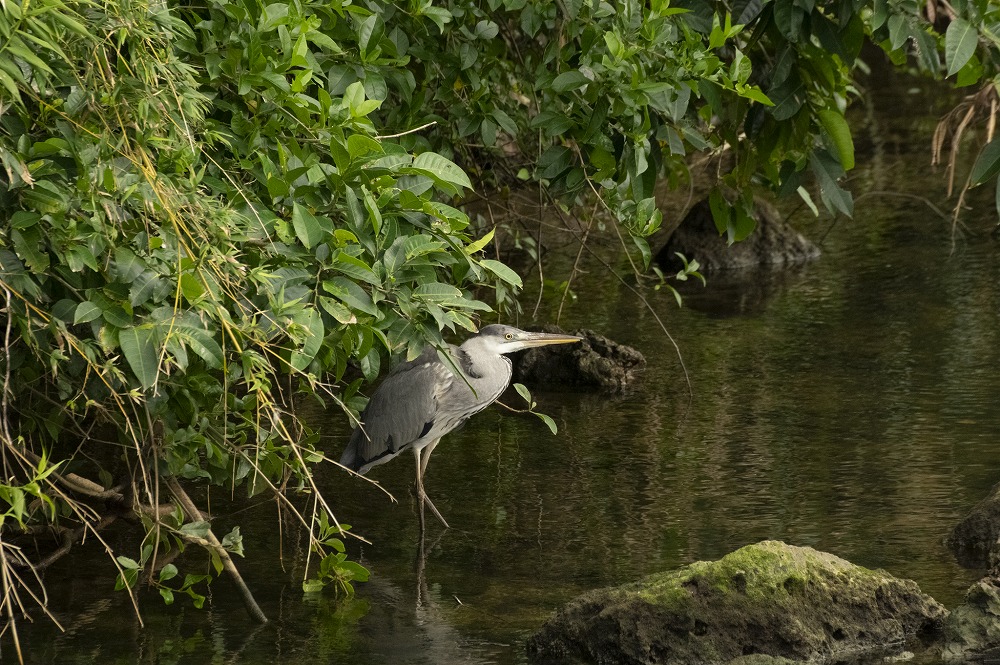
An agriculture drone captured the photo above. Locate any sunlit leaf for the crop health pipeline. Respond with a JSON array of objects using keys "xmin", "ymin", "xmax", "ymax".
[
  {"xmin": 411, "ymin": 152, "xmax": 473, "ymax": 191},
  {"xmin": 479, "ymin": 259, "xmax": 523, "ymax": 288},
  {"xmin": 817, "ymin": 109, "xmax": 855, "ymax": 170}
]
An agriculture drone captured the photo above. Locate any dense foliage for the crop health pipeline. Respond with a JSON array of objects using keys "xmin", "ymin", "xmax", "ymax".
[{"xmin": 2, "ymin": 0, "xmax": 1000, "ymax": 654}]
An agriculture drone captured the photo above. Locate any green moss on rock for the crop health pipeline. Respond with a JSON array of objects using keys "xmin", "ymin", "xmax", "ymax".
[{"xmin": 527, "ymin": 540, "xmax": 946, "ymax": 665}]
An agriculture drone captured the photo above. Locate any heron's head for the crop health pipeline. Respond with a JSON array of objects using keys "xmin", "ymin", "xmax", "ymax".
[{"xmin": 475, "ymin": 324, "xmax": 583, "ymax": 355}]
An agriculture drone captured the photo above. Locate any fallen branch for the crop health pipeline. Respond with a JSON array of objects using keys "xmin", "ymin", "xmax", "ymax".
[{"xmin": 165, "ymin": 477, "xmax": 268, "ymax": 624}]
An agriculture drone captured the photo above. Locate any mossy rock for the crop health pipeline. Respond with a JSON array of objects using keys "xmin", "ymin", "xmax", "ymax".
[
  {"xmin": 943, "ymin": 572, "xmax": 1000, "ymax": 661},
  {"xmin": 527, "ymin": 540, "xmax": 946, "ymax": 665}
]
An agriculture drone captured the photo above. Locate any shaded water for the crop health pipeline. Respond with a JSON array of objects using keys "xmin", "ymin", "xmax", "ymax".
[{"xmin": 13, "ymin": 71, "xmax": 1000, "ymax": 663}]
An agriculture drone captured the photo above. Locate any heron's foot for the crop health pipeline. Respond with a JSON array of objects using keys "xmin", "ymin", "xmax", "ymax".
[{"xmin": 415, "ymin": 486, "xmax": 449, "ymax": 529}]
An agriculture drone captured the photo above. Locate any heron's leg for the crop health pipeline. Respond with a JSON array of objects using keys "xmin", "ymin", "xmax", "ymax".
[
  {"xmin": 419, "ymin": 438, "xmax": 440, "ymax": 478},
  {"xmin": 413, "ymin": 441, "xmax": 449, "ymax": 529}
]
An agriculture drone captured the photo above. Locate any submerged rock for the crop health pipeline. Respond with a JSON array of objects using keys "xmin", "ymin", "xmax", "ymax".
[
  {"xmin": 512, "ymin": 326, "xmax": 645, "ymax": 393},
  {"xmin": 946, "ymin": 480, "xmax": 1000, "ymax": 568},
  {"xmin": 656, "ymin": 198, "xmax": 819, "ymax": 272},
  {"xmin": 526, "ymin": 540, "xmax": 945, "ymax": 665}
]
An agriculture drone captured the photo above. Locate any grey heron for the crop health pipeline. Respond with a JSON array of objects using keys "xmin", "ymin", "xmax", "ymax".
[{"xmin": 340, "ymin": 324, "xmax": 582, "ymax": 528}]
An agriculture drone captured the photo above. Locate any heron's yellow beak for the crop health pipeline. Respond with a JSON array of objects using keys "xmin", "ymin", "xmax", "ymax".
[{"xmin": 512, "ymin": 331, "xmax": 584, "ymax": 349}]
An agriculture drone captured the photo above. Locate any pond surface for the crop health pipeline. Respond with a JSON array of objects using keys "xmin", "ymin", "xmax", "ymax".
[{"xmin": 13, "ymin": 70, "xmax": 1000, "ymax": 664}]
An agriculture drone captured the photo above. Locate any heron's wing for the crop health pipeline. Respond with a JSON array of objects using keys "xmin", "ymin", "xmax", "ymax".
[{"xmin": 340, "ymin": 348, "xmax": 452, "ymax": 473}]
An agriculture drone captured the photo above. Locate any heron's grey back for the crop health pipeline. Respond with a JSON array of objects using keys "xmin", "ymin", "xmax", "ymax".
[
  {"xmin": 339, "ymin": 350, "xmax": 444, "ymax": 473},
  {"xmin": 339, "ymin": 343, "xmax": 512, "ymax": 474}
]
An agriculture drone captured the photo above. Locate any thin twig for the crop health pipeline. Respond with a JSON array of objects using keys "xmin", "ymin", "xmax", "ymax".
[
  {"xmin": 556, "ymin": 197, "xmax": 599, "ymax": 324},
  {"xmin": 375, "ymin": 121, "xmax": 437, "ymax": 139},
  {"xmin": 541, "ymin": 185, "xmax": 693, "ymax": 398},
  {"xmin": 853, "ymin": 190, "xmax": 951, "ymax": 221}
]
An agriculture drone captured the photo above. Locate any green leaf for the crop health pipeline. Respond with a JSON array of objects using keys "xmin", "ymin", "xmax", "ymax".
[
  {"xmin": 221, "ymin": 526, "xmax": 244, "ymax": 556},
  {"xmin": 10, "ymin": 211, "xmax": 39, "ymax": 230},
  {"xmin": 323, "ymin": 277, "xmax": 379, "ymax": 316},
  {"xmin": 817, "ymin": 109, "xmax": 855, "ymax": 171},
  {"xmin": 74, "ymin": 301, "xmax": 103, "ymax": 324},
  {"xmin": 632, "ymin": 235, "xmax": 652, "ymax": 271},
  {"xmin": 474, "ymin": 19, "xmax": 499, "ymax": 39},
  {"xmin": 129, "ymin": 271, "xmax": 162, "ymax": 307},
  {"xmin": 290, "ymin": 308, "xmax": 324, "ymax": 372},
  {"xmin": 180, "ymin": 273, "xmax": 205, "ymax": 301},
  {"xmin": 179, "ymin": 520, "xmax": 211, "ymax": 539},
  {"xmin": 114, "ymin": 248, "xmax": 146, "ymax": 282},
  {"xmin": 479, "ymin": 259, "xmax": 523, "ymax": 288},
  {"xmin": 292, "ymin": 203, "xmax": 331, "ymax": 249},
  {"xmin": 537, "ymin": 145, "xmax": 573, "ymax": 179},
  {"xmin": 731, "ymin": 205, "xmax": 756, "ymax": 243},
  {"xmin": 945, "ymin": 18, "xmax": 977, "ymax": 77},
  {"xmin": 119, "ymin": 326, "xmax": 159, "ymax": 391},
  {"xmin": 708, "ymin": 188, "xmax": 731, "ymax": 235},
  {"xmin": 358, "ymin": 14, "xmax": 385, "ymax": 62},
  {"xmin": 303, "ymin": 579, "xmax": 324, "ymax": 593},
  {"xmin": 550, "ymin": 70, "xmax": 590, "ymax": 93},
  {"xmin": 465, "ymin": 228, "xmax": 495, "ymax": 255},
  {"xmin": 887, "ymin": 14, "xmax": 909, "ymax": 50},
  {"xmin": 347, "ymin": 134, "xmax": 384, "ymax": 160},
  {"xmin": 182, "ymin": 328, "xmax": 224, "ymax": 369},
  {"xmin": 412, "ymin": 282, "xmax": 464, "ymax": 302},
  {"xmin": 955, "ymin": 53, "xmax": 984, "ymax": 88},
  {"xmin": 796, "ymin": 186, "xmax": 819, "ymax": 216},
  {"xmin": 995, "ymin": 177, "xmax": 1000, "ymax": 219},
  {"xmin": 159, "ymin": 588, "xmax": 175, "ymax": 605},
  {"xmin": 159, "ymin": 564, "xmax": 178, "ymax": 581},
  {"xmin": 535, "ymin": 412, "xmax": 558, "ymax": 435},
  {"xmin": 970, "ymin": 137, "xmax": 1000, "ymax": 186},
  {"xmin": 513, "ymin": 382, "xmax": 531, "ymax": 404},
  {"xmin": 117, "ymin": 556, "xmax": 140, "ymax": 570},
  {"xmin": 320, "ymin": 297, "xmax": 356, "ymax": 324},
  {"xmin": 332, "ymin": 253, "xmax": 380, "ymax": 286},
  {"xmin": 809, "ymin": 150, "xmax": 854, "ymax": 217},
  {"xmin": 411, "ymin": 152, "xmax": 473, "ymax": 191},
  {"xmin": 738, "ymin": 86, "xmax": 773, "ymax": 106},
  {"xmin": 420, "ymin": 5, "xmax": 452, "ymax": 32}
]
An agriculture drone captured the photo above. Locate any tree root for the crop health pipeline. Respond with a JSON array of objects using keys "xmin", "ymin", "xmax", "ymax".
[
  {"xmin": 10, "ymin": 516, "xmax": 118, "ymax": 571},
  {"xmin": 165, "ymin": 477, "xmax": 268, "ymax": 624}
]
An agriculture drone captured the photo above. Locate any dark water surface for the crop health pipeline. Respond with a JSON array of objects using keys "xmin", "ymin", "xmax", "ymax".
[{"xmin": 14, "ymin": 72, "xmax": 1000, "ymax": 664}]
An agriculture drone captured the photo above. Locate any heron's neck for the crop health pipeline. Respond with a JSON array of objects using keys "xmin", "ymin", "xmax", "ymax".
[{"xmin": 455, "ymin": 341, "xmax": 511, "ymax": 381}]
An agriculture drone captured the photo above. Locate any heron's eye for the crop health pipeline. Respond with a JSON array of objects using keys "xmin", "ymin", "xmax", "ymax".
[{"xmin": 504, "ymin": 333, "xmax": 514, "ymax": 340}]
